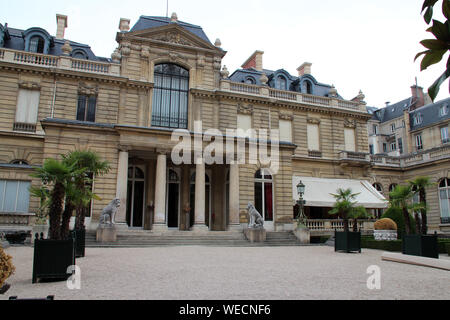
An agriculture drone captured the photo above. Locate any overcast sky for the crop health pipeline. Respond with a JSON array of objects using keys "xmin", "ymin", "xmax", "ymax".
[{"xmin": 1, "ymin": 0, "xmax": 448, "ymax": 107}]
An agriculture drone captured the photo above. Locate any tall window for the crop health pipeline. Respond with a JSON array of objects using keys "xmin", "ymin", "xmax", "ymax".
[
  {"xmin": 415, "ymin": 134, "xmax": 423, "ymax": 150},
  {"xmin": 14, "ymin": 89, "xmax": 40, "ymax": 132},
  {"xmin": 398, "ymin": 138, "xmax": 403, "ymax": 154},
  {"xmin": 441, "ymin": 126, "xmax": 449, "ymax": 144},
  {"xmin": 76, "ymin": 95, "xmax": 96, "ymax": 122},
  {"xmin": 29, "ymin": 36, "xmax": 45, "ymax": 53},
  {"xmin": 439, "ymin": 178, "xmax": 450, "ymax": 224},
  {"xmin": 279, "ymin": 119, "xmax": 292, "ymax": 142},
  {"xmin": 383, "ymin": 143, "xmax": 387, "ymax": 153},
  {"xmin": 391, "ymin": 123, "xmax": 395, "ymax": 132},
  {"xmin": 254, "ymin": 169, "xmax": 273, "ymax": 223},
  {"xmin": 152, "ymin": 64, "xmax": 189, "ymax": 129},
  {"xmin": 390, "ymin": 142, "xmax": 397, "ymax": 151},
  {"xmin": 373, "ymin": 124, "xmax": 379, "ymax": 135},
  {"xmin": 0, "ymin": 180, "xmax": 31, "ymax": 213}
]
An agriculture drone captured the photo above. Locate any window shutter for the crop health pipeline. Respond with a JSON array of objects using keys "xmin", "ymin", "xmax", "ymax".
[
  {"xmin": 16, "ymin": 89, "xmax": 40, "ymax": 124},
  {"xmin": 344, "ymin": 128, "xmax": 356, "ymax": 152},
  {"xmin": 307, "ymin": 123, "xmax": 320, "ymax": 150}
]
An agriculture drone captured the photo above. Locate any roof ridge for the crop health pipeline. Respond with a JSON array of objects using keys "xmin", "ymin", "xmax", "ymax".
[{"xmin": 139, "ymin": 15, "xmax": 203, "ymax": 29}]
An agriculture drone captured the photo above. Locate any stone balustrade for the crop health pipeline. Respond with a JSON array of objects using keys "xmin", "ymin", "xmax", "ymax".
[
  {"xmin": 0, "ymin": 48, "xmax": 120, "ymax": 76},
  {"xmin": 0, "ymin": 212, "xmax": 35, "ymax": 226},
  {"xmin": 304, "ymin": 219, "xmax": 375, "ymax": 235},
  {"xmin": 371, "ymin": 144, "xmax": 450, "ymax": 168},
  {"xmin": 220, "ymin": 80, "xmax": 363, "ymax": 112},
  {"xmin": 339, "ymin": 151, "xmax": 371, "ymax": 162}
]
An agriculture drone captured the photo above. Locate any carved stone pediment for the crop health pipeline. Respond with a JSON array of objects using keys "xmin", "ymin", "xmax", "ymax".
[
  {"xmin": 124, "ymin": 24, "xmax": 221, "ymax": 52},
  {"xmin": 237, "ymin": 103, "xmax": 253, "ymax": 115},
  {"xmin": 78, "ymin": 82, "xmax": 98, "ymax": 96},
  {"xmin": 279, "ymin": 113, "xmax": 293, "ymax": 121},
  {"xmin": 18, "ymin": 81, "xmax": 41, "ymax": 90}
]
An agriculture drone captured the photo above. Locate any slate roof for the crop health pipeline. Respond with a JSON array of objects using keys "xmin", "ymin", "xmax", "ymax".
[
  {"xmin": 228, "ymin": 67, "xmax": 342, "ymax": 99},
  {"xmin": 1, "ymin": 25, "xmax": 110, "ymax": 62},
  {"xmin": 370, "ymin": 97, "xmax": 412, "ymax": 122},
  {"xmin": 130, "ymin": 16, "xmax": 212, "ymax": 44},
  {"xmin": 409, "ymin": 97, "xmax": 450, "ymax": 131}
]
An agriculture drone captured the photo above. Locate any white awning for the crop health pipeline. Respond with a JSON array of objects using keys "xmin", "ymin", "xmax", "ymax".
[{"xmin": 292, "ymin": 176, "xmax": 388, "ymax": 209}]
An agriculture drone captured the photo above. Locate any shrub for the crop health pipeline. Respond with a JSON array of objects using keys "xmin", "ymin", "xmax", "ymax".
[
  {"xmin": 381, "ymin": 207, "xmax": 415, "ymax": 238},
  {"xmin": 437, "ymin": 239, "xmax": 450, "ymax": 254},
  {"xmin": 361, "ymin": 236, "xmax": 402, "ymax": 252},
  {"xmin": 374, "ymin": 218, "xmax": 397, "ymax": 230},
  {"xmin": 0, "ymin": 245, "xmax": 15, "ymax": 289}
]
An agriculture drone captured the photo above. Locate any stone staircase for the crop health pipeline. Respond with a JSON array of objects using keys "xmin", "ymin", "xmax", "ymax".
[{"xmin": 85, "ymin": 230, "xmax": 305, "ymax": 247}]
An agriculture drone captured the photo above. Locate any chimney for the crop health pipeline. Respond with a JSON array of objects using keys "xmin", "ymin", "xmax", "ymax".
[
  {"xmin": 297, "ymin": 62, "xmax": 312, "ymax": 76},
  {"xmin": 56, "ymin": 14, "xmax": 68, "ymax": 39},
  {"xmin": 241, "ymin": 50, "xmax": 264, "ymax": 71},
  {"xmin": 410, "ymin": 85, "xmax": 425, "ymax": 110},
  {"xmin": 119, "ymin": 18, "xmax": 130, "ymax": 32}
]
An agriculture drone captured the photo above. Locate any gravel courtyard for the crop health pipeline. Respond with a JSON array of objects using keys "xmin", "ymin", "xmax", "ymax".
[{"xmin": 1, "ymin": 246, "xmax": 449, "ymax": 300}]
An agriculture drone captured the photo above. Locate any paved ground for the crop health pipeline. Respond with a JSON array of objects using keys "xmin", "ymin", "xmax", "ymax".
[{"xmin": 1, "ymin": 246, "xmax": 449, "ymax": 300}]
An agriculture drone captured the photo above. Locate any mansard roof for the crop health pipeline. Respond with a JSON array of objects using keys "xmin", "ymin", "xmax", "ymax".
[
  {"xmin": 228, "ymin": 67, "xmax": 342, "ymax": 99},
  {"xmin": 130, "ymin": 16, "xmax": 212, "ymax": 44},
  {"xmin": 372, "ymin": 97, "xmax": 412, "ymax": 123},
  {"xmin": 409, "ymin": 97, "xmax": 450, "ymax": 131},
  {"xmin": 1, "ymin": 25, "xmax": 110, "ymax": 62}
]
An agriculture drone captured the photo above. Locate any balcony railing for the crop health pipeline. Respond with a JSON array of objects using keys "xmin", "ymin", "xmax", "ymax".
[
  {"xmin": 308, "ymin": 150, "xmax": 322, "ymax": 158},
  {"xmin": 0, "ymin": 212, "xmax": 35, "ymax": 226},
  {"xmin": 13, "ymin": 122, "xmax": 36, "ymax": 133},
  {"xmin": 305, "ymin": 219, "xmax": 375, "ymax": 234},
  {"xmin": 0, "ymin": 48, "xmax": 120, "ymax": 76},
  {"xmin": 220, "ymin": 80, "xmax": 363, "ymax": 112},
  {"xmin": 371, "ymin": 144, "xmax": 450, "ymax": 168}
]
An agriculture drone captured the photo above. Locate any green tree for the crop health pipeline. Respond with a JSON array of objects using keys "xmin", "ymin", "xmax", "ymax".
[
  {"xmin": 62, "ymin": 150, "xmax": 110, "ymax": 231},
  {"xmin": 329, "ymin": 188, "xmax": 360, "ymax": 232},
  {"xmin": 30, "ymin": 158, "xmax": 74, "ymax": 240},
  {"xmin": 348, "ymin": 206, "xmax": 370, "ymax": 232},
  {"xmin": 388, "ymin": 185, "xmax": 424, "ymax": 236},
  {"xmin": 408, "ymin": 176, "xmax": 434, "ymax": 234},
  {"xmin": 415, "ymin": 0, "xmax": 450, "ymax": 101}
]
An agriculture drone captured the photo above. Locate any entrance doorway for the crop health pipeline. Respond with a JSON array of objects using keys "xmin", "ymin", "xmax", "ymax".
[
  {"xmin": 126, "ymin": 166, "xmax": 145, "ymax": 228},
  {"xmin": 254, "ymin": 169, "xmax": 274, "ymax": 230},
  {"xmin": 167, "ymin": 169, "xmax": 180, "ymax": 229}
]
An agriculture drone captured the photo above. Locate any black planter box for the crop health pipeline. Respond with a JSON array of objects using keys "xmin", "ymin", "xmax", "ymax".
[
  {"xmin": 32, "ymin": 236, "xmax": 76, "ymax": 283},
  {"xmin": 334, "ymin": 230, "xmax": 361, "ymax": 253},
  {"xmin": 71, "ymin": 229, "xmax": 86, "ymax": 258},
  {"xmin": 402, "ymin": 234, "xmax": 438, "ymax": 259}
]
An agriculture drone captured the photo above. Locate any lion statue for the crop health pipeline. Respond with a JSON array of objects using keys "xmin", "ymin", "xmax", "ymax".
[
  {"xmin": 99, "ymin": 198, "xmax": 120, "ymax": 225},
  {"xmin": 247, "ymin": 202, "xmax": 264, "ymax": 229}
]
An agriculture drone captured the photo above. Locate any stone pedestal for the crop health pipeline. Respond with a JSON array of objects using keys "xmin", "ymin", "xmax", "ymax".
[
  {"xmin": 294, "ymin": 227, "xmax": 310, "ymax": 244},
  {"xmin": 96, "ymin": 224, "xmax": 117, "ymax": 242},
  {"xmin": 374, "ymin": 230, "xmax": 397, "ymax": 241},
  {"xmin": 244, "ymin": 228, "xmax": 266, "ymax": 243}
]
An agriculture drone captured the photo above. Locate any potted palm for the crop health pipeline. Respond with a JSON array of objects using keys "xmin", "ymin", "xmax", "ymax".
[
  {"xmin": 62, "ymin": 150, "xmax": 110, "ymax": 258},
  {"xmin": 402, "ymin": 177, "xmax": 438, "ymax": 258},
  {"xmin": 329, "ymin": 188, "xmax": 363, "ymax": 253},
  {"xmin": 30, "ymin": 158, "xmax": 79, "ymax": 283},
  {"xmin": 29, "ymin": 186, "xmax": 50, "ymax": 241}
]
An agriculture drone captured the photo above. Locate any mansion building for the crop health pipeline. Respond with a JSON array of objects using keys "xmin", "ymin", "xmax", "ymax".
[{"xmin": 0, "ymin": 13, "xmax": 448, "ymax": 237}]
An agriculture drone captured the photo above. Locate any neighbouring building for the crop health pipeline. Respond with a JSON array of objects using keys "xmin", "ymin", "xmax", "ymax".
[{"xmin": 0, "ymin": 13, "xmax": 448, "ymax": 239}]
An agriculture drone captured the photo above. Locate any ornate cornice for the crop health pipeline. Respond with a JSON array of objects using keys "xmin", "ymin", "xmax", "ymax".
[
  {"xmin": 279, "ymin": 113, "xmax": 294, "ymax": 121},
  {"xmin": 18, "ymin": 80, "xmax": 40, "ymax": 90},
  {"xmin": 307, "ymin": 117, "xmax": 321, "ymax": 124}
]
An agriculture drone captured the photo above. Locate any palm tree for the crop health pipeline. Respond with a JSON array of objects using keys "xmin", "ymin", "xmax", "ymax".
[
  {"xmin": 329, "ymin": 188, "xmax": 360, "ymax": 232},
  {"xmin": 348, "ymin": 206, "xmax": 369, "ymax": 232},
  {"xmin": 408, "ymin": 176, "xmax": 433, "ymax": 235},
  {"xmin": 62, "ymin": 150, "xmax": 110, "ymax": 231},
  {"xmin": 31, "ymin": 158, "xmax": 73, "ymax": 240},
  {"xmin": 388, "ymin": 185, "xmax": 424, "ymax": 236}
]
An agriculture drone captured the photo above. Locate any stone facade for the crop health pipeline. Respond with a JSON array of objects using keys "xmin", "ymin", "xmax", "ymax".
[{"xmin": 0, "ymin": 13, "xmax": 448, "ymax": 235}]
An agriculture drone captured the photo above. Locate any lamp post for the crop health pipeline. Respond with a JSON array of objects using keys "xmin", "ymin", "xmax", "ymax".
[{"xmin": 296, "ymin": 181, "xmax": 306, "ymax": 228}]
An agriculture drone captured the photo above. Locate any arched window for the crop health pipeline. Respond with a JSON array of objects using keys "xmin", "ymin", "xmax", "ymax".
[
  {"xmin": 389, "ymin": 184, "xmax": 398, "ymax": 193},
  {"xmin": 276, "ymin": 76, "xmax": 287, "ymax": 90},
  {"xmin": 10, "ymin": 160, "xmax": 29, "ymax": 165},
  {"xmin": 372, "ymin": 183, "xmax": 383, "ymax": 194},
  {"xmin": 244, "ymin": 77, "xmax": 255, "ymax": 84},
  {"xmin": 254, "ymin": 169, "xmax": 273, "ymax": 224},
  {"xmin": 29, "ymin": 36, "xmax": 45, "ymax": 53},
  {"xmin": 72, "ymin": 49, "xmax": 88, "ymax": 60},
  {"xmin": 152, "ymin": 63, "xmax": 189, "ymax": 129},
  {"xmin": 439, "ymin": 178, "xmax": 450, "ymax": 224},
  {"xmin": 304, "ymin": 81, "xmax": 312, "ymax": 94}
]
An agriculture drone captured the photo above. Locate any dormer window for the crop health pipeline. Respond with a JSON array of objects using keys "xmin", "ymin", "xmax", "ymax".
[
  {"xmin": 413, "ymin": 113, "xmax": 423, "ymax": 125},
  {"xmin": 72, "ymin": 49, "xmax": 88, "ymax": 60},
  {"xmin": 29, "ymin": 36, "xmax": 45, "ymax": 53},
  {"xmin": 244, "ymin": 76, "xmax": 255, "ymax": 84},
  {"xmin": 276, "ymin": 76, "xmax": 287, "ymax": 90},
  {"xmin": 440, "ymin": 104, "xmax": 448, "ymax": 117},
  {"xmin": 302, "ymin": 80, "xmax": 313, "ymax": 94}
]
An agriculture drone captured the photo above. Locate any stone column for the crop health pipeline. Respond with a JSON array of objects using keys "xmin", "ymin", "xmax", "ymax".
[
  {"xmin": 228, "ymin": 163, "xmax": 241, "ymax": 231},
  {"xmin": 153, "ymin": 150, "xmax": 168, "ymax": 232},
  {"xmin": 181, "ymin": 165, "xmax": 191, "ymax": 230},
  {"xmin": 114, "ymin": 147, "xmax": 129, "ymax": 225},
  {"xmin": 192, "ymin": 160, "xmax": 208, "ymax": 232}
]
